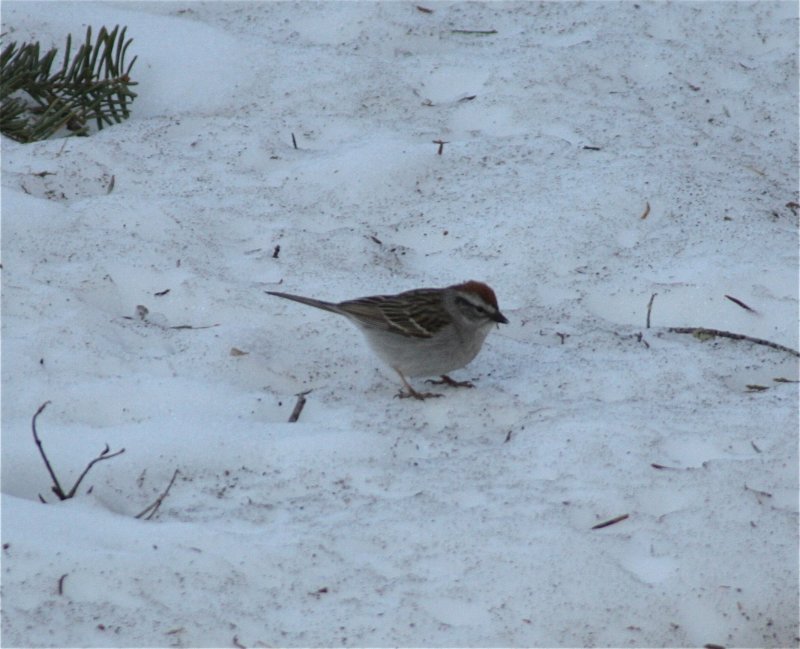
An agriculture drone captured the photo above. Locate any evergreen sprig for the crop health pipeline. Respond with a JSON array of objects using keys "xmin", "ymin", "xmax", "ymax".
[{"xmin": 0, "ymin": 25, "xmax": 137, "ymax": 143}]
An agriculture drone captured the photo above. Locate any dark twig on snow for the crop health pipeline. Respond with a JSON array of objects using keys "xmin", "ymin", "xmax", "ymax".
[
  {"xmin": 640, "ymin": 201, "xmax": 651, "ymax": 220},
  {"xmin": 744, "ymin": 483, "xmax": 772, "ymax": 504},
  {"xmin": 32, "ymin": 401, "xmax": 125, "ymax": 501},
  {"xmin": 58, "ymin": 573, "xmax": 68, "ymax": 595},
  {"xmin": 450, "ymin": 29, "xmax": 497, "ymax": 35},
  {"xmin": 646, "ymin": 293, "xmax": 657, "ymax": 329},
  {"xmin": 433, "ymin": 139, "xmax": 448, "ymax": 155},
  {"xmin": 724, "ymin": 294, "xmax": 757, "ymax": 313},
  {"xmin": 288, "ymin": 390, "xmax": 312, "ymax": 423},
  {"xmin": 135, "ymin": 468, "xmax": 180, "ymax": 520},
  {"xmin": 592, "ymin": 513, "xmax": 629, "ymax": 530},
  {"xmin": 667, "ymin": 327, "xmax": 799, "ymax": 357}
]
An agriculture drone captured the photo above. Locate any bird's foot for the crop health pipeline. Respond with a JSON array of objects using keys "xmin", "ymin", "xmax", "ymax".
[
  {"xmin": 425, "ymin": 375, "xmax": 475, "ymax": 389},
  {"xmin": 395, "ymin": 386, "xmax": 443, "ymax": 400}
]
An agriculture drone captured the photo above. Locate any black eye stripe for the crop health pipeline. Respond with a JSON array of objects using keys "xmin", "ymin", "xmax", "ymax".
[{"xmin": 456, "ymin": 296, "xmax": 489, "ymax": 314}]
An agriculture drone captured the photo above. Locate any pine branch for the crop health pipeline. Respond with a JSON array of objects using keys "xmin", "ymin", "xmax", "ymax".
[{"xmin": 0, "ymin": 25, "xmax": 137, "ymax": 142}]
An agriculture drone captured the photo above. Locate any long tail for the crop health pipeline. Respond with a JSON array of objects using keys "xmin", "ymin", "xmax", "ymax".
[{"xmin": 265, "ymin": 290, "xmax": 343, "ymax": 315}]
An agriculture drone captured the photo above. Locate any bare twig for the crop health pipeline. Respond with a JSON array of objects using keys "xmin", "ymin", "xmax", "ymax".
[
  {"xmin": 451, "ymin": 29, "xmax": 497, "ymax": 35},
  {"xmin": 32, "ymin": 401, "xmax": 64, "ymax": 498},
  {"xmin": 640, "ymin": 201, "xmax": 651, "ymax": 220},
  {"xmin": 668, "ymin": 327, "xmax": 799, "ymax": 357},
  {"xmin": 288, "ymin": 390, "xmax": 312, "ymax": 423},
  {"xmin": 135, "ymin": 469, "xmax": 180, "ymax": 520},
  {"xmin": 744, "ymin": 483, "xmax": 772, "ymax": 504},
  {"xmin": 291, "ymin": 132, "xmax": 298, "ymax": 149},
  {"xmin": 646, "ymin": 293, "xmax": 657, "ymax": 328},
  {"xmin": 168, "ymin": 323, "xmax": 220, "ymax": 330},
  {"xmin": 58, "ymin": 573, "xmax": 68, "ymax": 595},
  {"xmin": 724, "ymin": 295, "xmax": 757, "ymax": 313},
  {"xmin": 31, "ymin": 401, "xmax": 125, "ymax": 501},
  {"xmin": 433, "ymin": 139, "xmax": 448, "ymax": 155},
  {"xmin": 64, "ymin": 444, "xmax": 126, "ymax": 499},
  {"xmin": 592, "ymin": 513, "xmax": 629, "ymax": 530}
]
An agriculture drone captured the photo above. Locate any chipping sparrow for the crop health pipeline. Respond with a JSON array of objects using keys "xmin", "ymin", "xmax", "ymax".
[{"xmin": 266, "ymin": 281, "xmax": 508, "ymax": 400}]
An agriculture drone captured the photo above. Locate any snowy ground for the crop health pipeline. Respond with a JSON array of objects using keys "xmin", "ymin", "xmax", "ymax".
[{"xmin": 1, "ymin": 2, "xmax": 798, "ymax": 647}]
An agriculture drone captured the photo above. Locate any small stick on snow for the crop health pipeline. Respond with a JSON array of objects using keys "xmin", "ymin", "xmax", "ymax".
[
  {"xmin": 288, "ymin": 390, "xmax": 312, "ymax": 423},
  {"xmin": 744, "ymin": 483, "xmax": 772, "ymax": 503},
  {"xmin": 136, "ymin": 469, "xmax": 180, "ymax": 520},
  {"xmin": 433, "ymin": 139, "xmax": 448, "ymax": 155},
  {"xmin": 646, "ymin": 293, "xmax": 657, "ymax": 329},
  {"xmin": 640, "ymin": 201, "xmax": 651, "ymax": 220},
  {"xmin": 58, "ymin": 573, "xmax": 68, "ymax": 595},
  {"xmin": 450, "ymin": 29, "xmax": 498, "ymax": 35},
  {"xmin": 32, "ymin": 402, "xmax": 126, "ymax": 502},
  {"xmin": 591, "ymin": 513, "xmax": 629, "ymax": 530},
  {"xmin": 724, "ymin": 294, "xmax": 757, "ymax": 313},
  {"xmin": 291, "ymin": 133, "xmax": 298, "ymax": 149},
  {"xmin": 667, "ymin": 327, "xmax": 799, "ymax": 357}
]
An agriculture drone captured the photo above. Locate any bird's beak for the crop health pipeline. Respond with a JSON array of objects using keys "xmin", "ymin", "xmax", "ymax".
[{"xmin": 493, "ymin": 311, "xmax": 509, "ymax": 325}]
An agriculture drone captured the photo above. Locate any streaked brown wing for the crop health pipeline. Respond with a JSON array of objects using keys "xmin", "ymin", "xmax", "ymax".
[{"xmin": 339, "ymin": 289, "xmax": 446, "ymax": 338}]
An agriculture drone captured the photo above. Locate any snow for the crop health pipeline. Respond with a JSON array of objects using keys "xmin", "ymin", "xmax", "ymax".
[{"xmin": 1, "ymin": 1, "xmax": 798, "ymax": 647}]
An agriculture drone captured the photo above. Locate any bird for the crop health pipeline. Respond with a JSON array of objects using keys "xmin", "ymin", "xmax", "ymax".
[{"xmin": 266, "ymin": 281, "xmax": 508, "ymax": 399}]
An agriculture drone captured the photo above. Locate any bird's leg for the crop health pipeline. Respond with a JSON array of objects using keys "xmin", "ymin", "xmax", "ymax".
[
  {"xmin": 425, "ymin": 375, "xmax": 475, "ymax": 389},
  {"xmin": 395, "ymin": 370, "xmax": 443, "ymax": 400}
]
